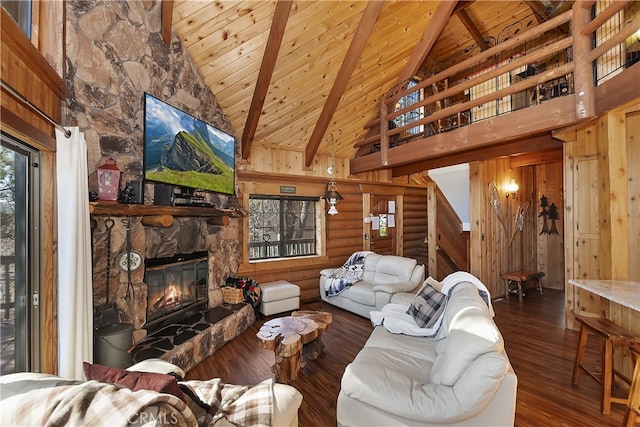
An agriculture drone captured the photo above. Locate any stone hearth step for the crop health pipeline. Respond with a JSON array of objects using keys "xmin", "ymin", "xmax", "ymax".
[{"xmin": 131, "ymin": 303, "xmax": 255, "ymax": 373}]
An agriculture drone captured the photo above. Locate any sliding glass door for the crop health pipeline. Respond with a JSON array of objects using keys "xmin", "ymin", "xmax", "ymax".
[{"xmin": 1, "ymin": 133, "xmax": 40, "ymax": 374}]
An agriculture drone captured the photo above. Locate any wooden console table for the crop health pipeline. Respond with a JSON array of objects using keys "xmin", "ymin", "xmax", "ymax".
[{"xmin": 502, "ymin": 270, "xmax": 544, "ymax": 302}]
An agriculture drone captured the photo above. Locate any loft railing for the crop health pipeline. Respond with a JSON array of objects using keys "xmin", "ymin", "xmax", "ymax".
[{"xmin": 355, "ymin": 1, "xmax": 639, "ymax": 161}]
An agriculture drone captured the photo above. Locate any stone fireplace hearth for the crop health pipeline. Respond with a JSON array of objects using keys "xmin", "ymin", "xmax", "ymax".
[{"xmin": 91, "ymin": 211, "xmax": 253, "ymax": 372}]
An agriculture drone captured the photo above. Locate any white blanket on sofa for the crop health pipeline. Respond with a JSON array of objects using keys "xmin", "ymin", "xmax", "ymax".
[
  {"xmin": 370, "ymin": 271, "xmax": 494, "ymax": 336},
  {"xmin": 324, "ymin": 251, "xmax": 373, "ymax": 297}
]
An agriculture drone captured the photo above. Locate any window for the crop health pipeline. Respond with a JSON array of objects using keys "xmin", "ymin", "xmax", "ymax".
[
  {"xmin": 393, "ymin": 79, "xmax": 424, "ymax": 137},
  {"xmin": 1, "ymin": 133, "xmax": 41, "ymax": 374},
  {"xmin": 1, "ymin": 0, "xmax": 32, "ymax": 39},
  {"xmin": 248, "ymin": 196, "xmax": 319, "ymax": 260}
]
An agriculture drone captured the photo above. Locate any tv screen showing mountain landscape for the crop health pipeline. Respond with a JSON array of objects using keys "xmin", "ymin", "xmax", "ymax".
[{"xmin": 144, "ymin": 93, "xmax": 235, "ymax": 195}]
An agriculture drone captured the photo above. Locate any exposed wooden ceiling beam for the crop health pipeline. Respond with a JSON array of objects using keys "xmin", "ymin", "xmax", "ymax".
[
  {"xmin": 396, "ymin": 0, "xmax": 458, "ymax": 83},
  {"xmin": 304, "ymin": 0, "xmax": 384, "ymax": 168},
  {"xmin": 457, "ymin": 8, "xmax": 490, "ymax": 51},
  {"xmin": 390, "ymin": 135, "xmax": 563, "ymax": 176},
  {"xmin": 524, "ymin": 0, "xmax": 546, "ymax": 24},
  {"xmin": 161, "ymin": 0, "xmax": 174, "ymax": 45},
  {"xmin": 452, "ymin": 0, "xmax": 475, "ymax": 15},
  {"xmin": 241, "ymin": 1, "xmax": 293, "ymax": 160}
]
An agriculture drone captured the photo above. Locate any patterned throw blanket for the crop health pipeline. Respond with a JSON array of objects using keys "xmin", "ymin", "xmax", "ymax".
[
  {"xmin": 0, "ymin": 374, "xmax": 273, "ymax": 427},
  {"xmin": 324, "ymin": 251, "xmax": 373, "ymax": 297}
]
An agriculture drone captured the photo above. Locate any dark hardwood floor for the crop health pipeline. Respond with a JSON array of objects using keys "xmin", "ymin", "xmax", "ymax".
[{"xmin": 186, "ymin": 290, "xmax": 628, "ymax": 426}]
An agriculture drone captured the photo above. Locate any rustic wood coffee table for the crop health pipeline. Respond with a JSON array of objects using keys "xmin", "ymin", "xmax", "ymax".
[{"xmin": 256, "ymin": 310, "xmax": 332, "ymax": 383}]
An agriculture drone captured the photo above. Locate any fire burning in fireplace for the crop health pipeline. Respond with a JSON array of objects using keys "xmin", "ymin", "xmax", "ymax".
[{"xmin": 145, "ymin": 252, "xmax": 208, "ymax": 332}]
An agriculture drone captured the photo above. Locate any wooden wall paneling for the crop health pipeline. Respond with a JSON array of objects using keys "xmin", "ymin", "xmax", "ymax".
[
  {"xmin": 469, "ymin": 162, "xmax": 484, "ymax": 282},
  {"xmin": 599, "ymin": 111, "xmax": 629, "ymax": 279},
  {"xmin": 563, "ymin": 140, "xmax": 577, "ymax": 329},
  {"xmin": 627, "ymin": 111, "xmax": 640, "ymax": 281},
  {"xmin": 535, "ymin": 161, "xmax": 565, "ymax": 290}
]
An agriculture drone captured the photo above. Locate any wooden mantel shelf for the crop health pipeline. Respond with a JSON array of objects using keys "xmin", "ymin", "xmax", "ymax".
[{"xmin": 89, "ymin": 202, "xmax": 243, "ymax": 218}]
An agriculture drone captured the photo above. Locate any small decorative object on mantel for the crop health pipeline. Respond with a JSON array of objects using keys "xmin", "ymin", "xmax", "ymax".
[
  {"xmin": 118, "ymin": 181, "xmax": 136, "ymax": 204},
  {"xmin": 97, "ymin": 158, "xmax": 121, "ymax": 202}
]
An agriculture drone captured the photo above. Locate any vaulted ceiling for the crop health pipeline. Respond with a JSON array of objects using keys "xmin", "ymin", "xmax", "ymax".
[{"xmin": 170, "ymin": 0, "xmax": 567, "ymax": 170}]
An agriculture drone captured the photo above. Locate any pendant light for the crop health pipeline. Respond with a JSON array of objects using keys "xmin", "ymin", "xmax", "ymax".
[{"xmin": 323, "ymin": 134, "xmax": 343, "ymax": 215}]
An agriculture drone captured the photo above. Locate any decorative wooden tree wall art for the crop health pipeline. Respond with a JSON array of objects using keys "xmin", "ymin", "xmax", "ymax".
[{"xmin": 538, "ymin": 195, "xmax": 560, "ymax": 235}]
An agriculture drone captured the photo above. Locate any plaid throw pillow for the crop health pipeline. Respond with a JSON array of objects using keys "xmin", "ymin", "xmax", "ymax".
[{"xmin": 406, "ymin": 283, "xmax": 446, "ymax": 328}]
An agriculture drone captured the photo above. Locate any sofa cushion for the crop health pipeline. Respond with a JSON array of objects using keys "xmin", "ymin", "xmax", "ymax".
[
  {"xmin": 346, "ymin": 281, "xmax": 376, "ymax": 306},
  {"xmin": 362, "ymin": 254, "xmax": 416, "ymax": 284},
  {"xmin": 83, "ymin": 362, "xmax": 184, "ymax": 400},
  {"xmin": 429, "ymin": 305, "xmax": 504, "ymax": 386},
  {"xmin": 435, "ymin": 281, "xmax": 490, "ymax": 341},
  {"xmin": 406, "ymin": 283, "xmax": 446, "ymax": 328},
  {"xmin": 363, "ymin": 326, "xmax": 437, "ymax": 363}
]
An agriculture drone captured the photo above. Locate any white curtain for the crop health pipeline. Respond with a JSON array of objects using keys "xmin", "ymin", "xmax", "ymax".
[{"xmin": 55, "ymin": 127, "xmax": 93, "ymax": 380}]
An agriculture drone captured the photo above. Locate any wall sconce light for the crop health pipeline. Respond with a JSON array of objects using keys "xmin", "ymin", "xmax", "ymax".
[
  {"xmin": 505, "ymin": 178, "xmax": 519, "ymax": 200},
  {"xmin": 323, "ymin": 134, "xmax": 343, "ymax": 215}
]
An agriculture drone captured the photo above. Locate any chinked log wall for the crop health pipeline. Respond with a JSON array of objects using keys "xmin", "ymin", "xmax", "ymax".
[{"xmin": 236, "ymin": 172, "xmax": 429, "ymax": 302}]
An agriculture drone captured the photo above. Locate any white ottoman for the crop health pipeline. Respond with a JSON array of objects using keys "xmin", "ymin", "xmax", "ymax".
[{"xmin": 260, "ymin": 280, "xmax": 300, "ymax": 316}]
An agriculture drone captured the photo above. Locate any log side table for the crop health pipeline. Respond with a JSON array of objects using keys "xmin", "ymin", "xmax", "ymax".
[
  {"xmin": 256, "ymin": 316, "xmax": 318, "ymax": 383},
  {"xmin": 292, "ymin": 310, "xmax": 333, "ymax": 360},
  {"xmin": 501, "ymin": 270, "xmax": 544, "ymax": 302}
]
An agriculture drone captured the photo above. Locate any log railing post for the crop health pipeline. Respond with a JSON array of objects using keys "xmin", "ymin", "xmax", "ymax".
[
  {"xmin": 572, "ymin": 0, "xmax": 596, "ymax": 120},
  {"xmin": 379, "ymin": 99, "xmax": 389, "ymax": 167}
]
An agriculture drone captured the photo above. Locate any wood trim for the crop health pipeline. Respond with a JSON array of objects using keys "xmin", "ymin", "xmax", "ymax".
[
  {"xmin": 241, "ymin": 0, "xmax": 292, "ymax": 160},
  {"xmin": 40, "ymin": 150, "xmax": 57, "ymax": 374},
  {"xmin": 508, "ymin": 148, "xmax": 564, "ymax": 168},
  {"xmin": 358, "ymin": 183, "xmax": 405, "ymax": 195},
  {"xmin": 161, "ymin": 0, "xmax": 174, "ymax": 45},
  {"xmin": 0, "ymin": 106, "xmax": 57, "ymax": 151},
  {"xmin": 304, "ymin": 0, "xmax": 384, "ymax": 167},
  {"xmin": 396, "ymin": 1, "xmax": 457, "ymax": 83},
  {"xmin": 1, "ymin": 8, "xmax": 63, "ymax": 99}
]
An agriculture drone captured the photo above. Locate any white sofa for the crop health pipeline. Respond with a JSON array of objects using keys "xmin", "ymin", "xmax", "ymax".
[
  {"xmin": 0, "ymin": 359, "xmax": 303, "ymax": 426},
  {"xmin": 319, "ymin": 253, "xmax": 425, "ymax": 319},
  {"xmin": 337, "ymin": 278, "xmax": 517, "ymax": 426}
]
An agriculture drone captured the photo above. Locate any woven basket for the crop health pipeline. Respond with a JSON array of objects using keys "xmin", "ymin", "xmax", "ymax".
[{"xmin": 222, "ymin": 287, "xmax": 244, "ymax": 304}]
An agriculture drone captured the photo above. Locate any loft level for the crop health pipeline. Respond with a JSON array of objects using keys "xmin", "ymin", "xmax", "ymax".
[{"xmin": 351, "ymin": 4, "xmax": 640, "ymax": 174}]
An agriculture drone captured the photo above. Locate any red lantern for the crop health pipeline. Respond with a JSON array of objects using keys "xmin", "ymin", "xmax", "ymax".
[{"xmin": 97, "ymin": 158, "xmax": 121, "ymax": 202}]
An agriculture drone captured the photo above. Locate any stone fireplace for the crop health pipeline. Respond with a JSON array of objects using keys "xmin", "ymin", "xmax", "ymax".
[{"xmin": 91, "ymin": 213, "xmax": 255, "ymax": 372}]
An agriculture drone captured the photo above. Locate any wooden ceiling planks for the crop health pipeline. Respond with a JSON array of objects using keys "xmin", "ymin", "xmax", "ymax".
[{"xmin": 172, "ymin": 0, "xmax": 561, "ymax": 168}]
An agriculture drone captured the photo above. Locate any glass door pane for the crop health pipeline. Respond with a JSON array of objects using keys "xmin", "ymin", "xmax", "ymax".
[{"xmin": 1, "ymin": 135, "xmax": 38, "ymax": 374}]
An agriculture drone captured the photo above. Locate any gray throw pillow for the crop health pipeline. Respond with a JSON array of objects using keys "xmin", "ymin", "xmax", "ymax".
[{"xmin": 406, "ymin": 283, "xmax": 446, "ymax": 328}]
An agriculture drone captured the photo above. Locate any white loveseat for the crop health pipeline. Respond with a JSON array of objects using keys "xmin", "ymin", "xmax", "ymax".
[
  {"xmin": 337, "ymin": 274, "xmax": 517, "ymax": 426},
  {"xmin": 319, "ymin": 253, "xmax": 425, "ymax": 319}
]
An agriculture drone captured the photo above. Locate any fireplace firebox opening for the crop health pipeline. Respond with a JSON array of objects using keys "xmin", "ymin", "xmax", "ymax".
[{"xmin": 144, "ymin": 251, "xmax": 208, "ymax": 333}]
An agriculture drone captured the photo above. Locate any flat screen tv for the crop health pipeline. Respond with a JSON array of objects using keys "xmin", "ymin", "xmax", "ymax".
[{"xmin": 143, "ymin": 93, "xmax": 235, "ymax": 195}]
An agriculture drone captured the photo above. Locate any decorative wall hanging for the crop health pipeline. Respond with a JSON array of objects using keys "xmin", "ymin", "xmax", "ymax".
[
  {"xmin": 509, "ymin": 200, "xmax": 530, "ymax": 247},
  {"xmin": 538, "ymin": 195, "xmax": 560, "ymax": 235},
  {"xmin": 487, "ymin": 181, "xmax": 508, "ymax": 234}
]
